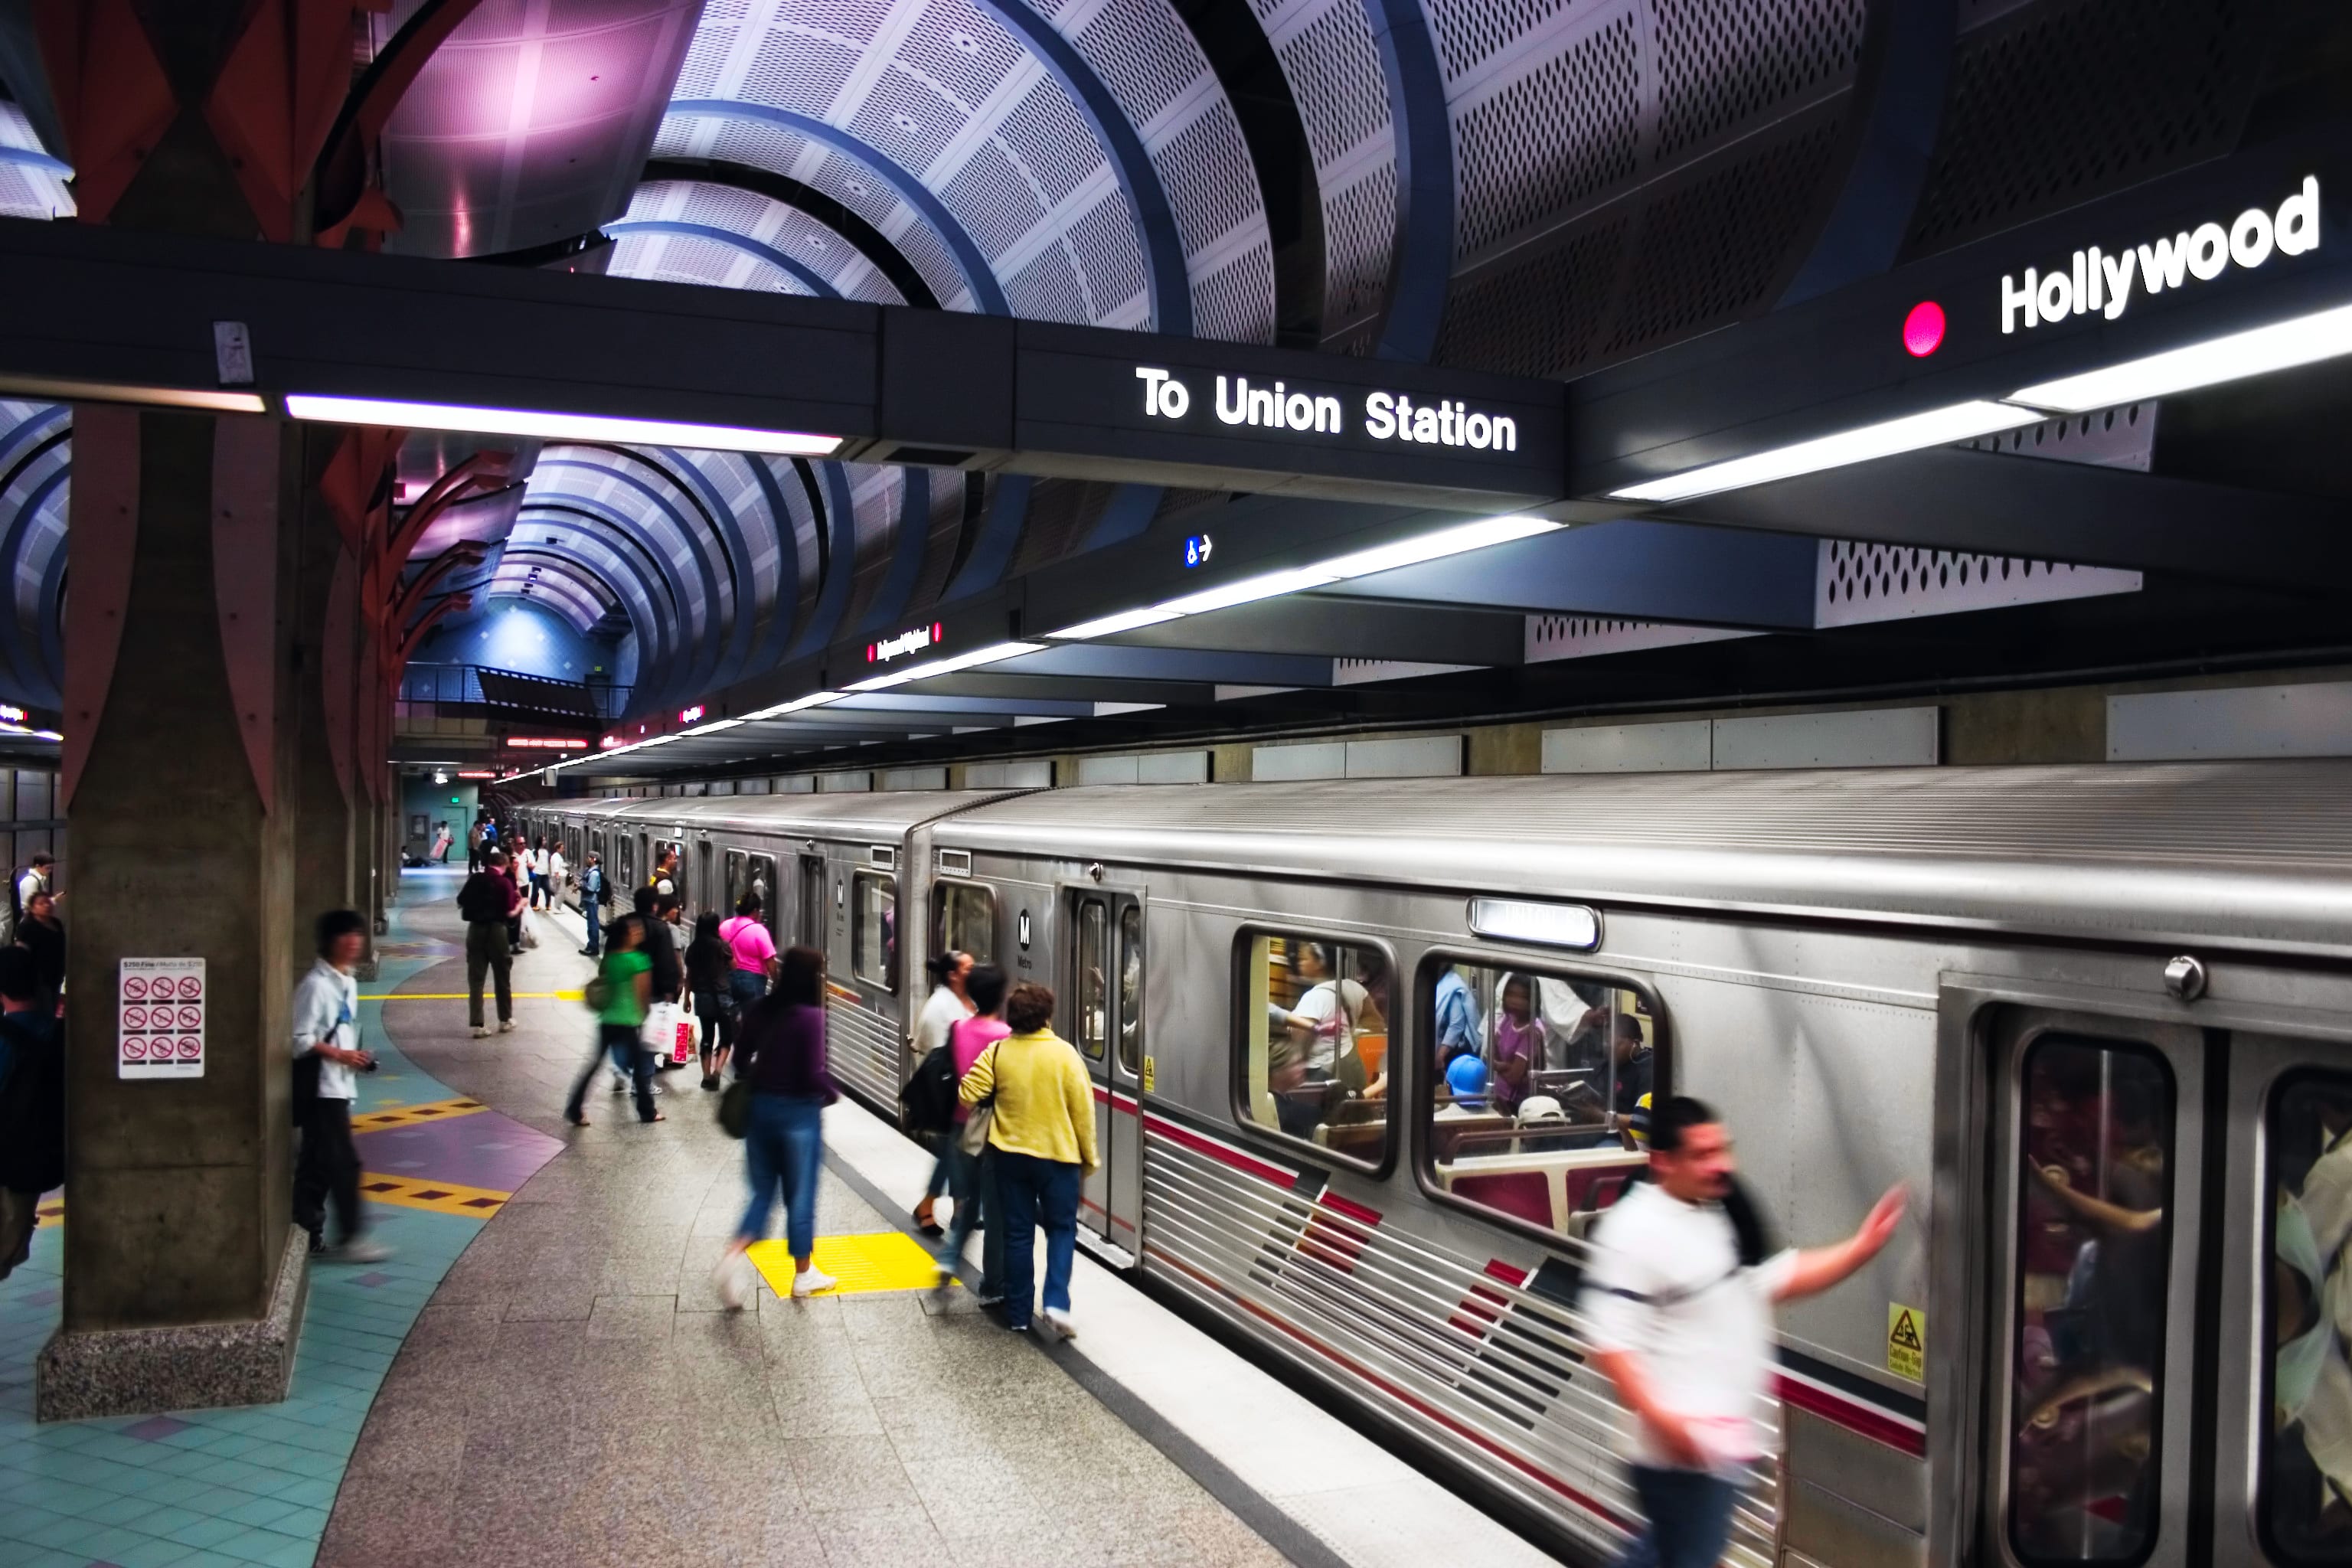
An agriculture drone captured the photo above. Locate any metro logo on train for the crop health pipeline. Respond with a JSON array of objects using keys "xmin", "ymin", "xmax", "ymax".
[
  {"xmin": 2001, "ymin": 175, "xmax": 2320, "ymax": 333},
  {"xmin": 1133, "ymin": 366, "xmax": 1521, "ymax": 452}
]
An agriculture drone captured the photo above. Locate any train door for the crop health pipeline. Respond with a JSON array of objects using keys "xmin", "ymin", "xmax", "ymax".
[
  {"xmin": 1980, "ymin": 1008, "xmax": 2205, "ymax": 1568},
  {"xmin": 1066, "ymin": 888, "xmax": 1142, "ymax": 1262},
  {"xmin": 797, "ymin": 854, "xmax": 825, "ymax": 947},
  {"xmin": 725, "ymin": 848, "xmax": 745, "ymax": 916},
  {"xmin": 745, "ymin": 854, "xmax": 776, "ymax": 942}
]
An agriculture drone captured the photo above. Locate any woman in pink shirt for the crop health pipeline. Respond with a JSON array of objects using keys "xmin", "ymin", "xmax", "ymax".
[
  {"xmin": 718, "ymin": 893, "xmax": 779, "ymax": 1009},
  {"xmin": 936, "ymin": 963, "xmax": 1010, "ymax": 1303}
]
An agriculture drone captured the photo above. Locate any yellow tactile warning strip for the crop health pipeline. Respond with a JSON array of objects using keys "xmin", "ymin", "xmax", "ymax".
[
  {"xmin": 351, "ymin": 1096, "xmax": 489, "ymax": 1132},
  {"xmin": 747, "ymin": 1230, "xmax": 939, "ymax": 1297},
  {"xmin": 356, "ymin": 1171, "xmax": 513, "ymax": 1218},
  {"xmin": 34, "ymin": 1198, "xmax": 61, "ymax": 1230},
  {"xmin": 361, "ymin": 991, "xmax": 585, "ymax": 1001}
]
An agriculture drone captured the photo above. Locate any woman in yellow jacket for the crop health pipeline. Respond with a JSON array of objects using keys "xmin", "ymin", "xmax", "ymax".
[{"xmin": 958, "ymin": 982, "xmax": 1098, "ymax": 1338}]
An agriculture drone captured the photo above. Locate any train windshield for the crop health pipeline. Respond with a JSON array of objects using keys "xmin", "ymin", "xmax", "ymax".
[
  {"xmin": 2005, "ymin": 1034, "xmax": 2174, "ymax": 1565},
  {"xmin": 936, "ymin": 881, "xmax": 995, "ymax": 966},
  {"xmin": 851, "ymin": 871, "xmax": 897, "ymax": 990},
  {"xmin": 2264, "ymin": 1070, "xmax": 2352, "ymax": 1565}
]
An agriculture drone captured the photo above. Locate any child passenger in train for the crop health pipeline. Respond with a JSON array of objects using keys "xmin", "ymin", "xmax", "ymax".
[{"xmin": 1488, "ymin": 974, "xmax": 1544, "ymax": 1115}]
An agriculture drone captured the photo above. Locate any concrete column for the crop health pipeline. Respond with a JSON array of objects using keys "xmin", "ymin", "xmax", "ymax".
[{"xmin": 40, "ymin": 407, "xmax": 310, "ymax": 1419}]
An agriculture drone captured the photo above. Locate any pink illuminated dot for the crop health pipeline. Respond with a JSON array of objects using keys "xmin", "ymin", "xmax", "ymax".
[{"xmin": 1903, "ymin": 300, "xmax": 1945, "ymax": 358}]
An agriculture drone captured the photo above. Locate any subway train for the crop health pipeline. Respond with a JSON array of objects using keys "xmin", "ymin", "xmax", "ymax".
[{"xmin": 517, "ymin": 761, "xmax": 2352, "ymax": 1568}]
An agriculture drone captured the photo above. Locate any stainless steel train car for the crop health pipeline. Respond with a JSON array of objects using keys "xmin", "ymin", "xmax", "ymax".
[{"xmin": 534, "ymin": 762, "xmax": 2352, "ymax": 1568}]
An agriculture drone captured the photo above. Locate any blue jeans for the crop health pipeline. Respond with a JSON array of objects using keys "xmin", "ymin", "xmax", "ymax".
[
  {"xmin": 936, "ymin": 1141, "xmax": 1003, "ymax": 1298},
  {"xmin": 582, "ymin": 897, "xmax": 602, "ymax": 954},
  {"xmin": 565, "ymin": 1023, "xmax": 652, "ymax": 1122},
  {"xmin": 994, "ymin": 1150, "xmax": 1080, "ymax": 1327},
  {"xmin": 727, "ymin": 969, "xmax": 766, "ymax": 1009},
  {"xmin": 739, "ymin": 1093, "xmax": 825, "ymax": 1257},
  {"xmin": 1614, "ymin": 1466, "xmax": 1740, "ymax": 1568}
]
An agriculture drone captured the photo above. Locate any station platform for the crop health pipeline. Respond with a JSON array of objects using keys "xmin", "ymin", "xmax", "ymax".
[{"xmin": 0, "ymin": 871, "xmax": 1563, "ymax": 1568}]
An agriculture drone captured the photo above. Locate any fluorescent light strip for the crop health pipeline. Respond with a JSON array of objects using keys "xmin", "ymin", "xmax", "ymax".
[
  {"xmin": 676, "ymin": 717, "xmax": 746, "ymax": 737},
  {"xmin": 740, "ymin": 691, "xmax": 848, "ymax": 720},
  {"xmin": 846, "ymin": 641, "xmax": 1041, "ymax": 692},
  {"xmin": 2011, "ymin": 299, "xmax": 2352, "ymax": 413},
  {"xmin": 1608, "ymin": 400, "xmax": 2043, "ymax": 503},
  {"xmin": 0, "ymin": 375, "xmax": 265, "ymax": 414},
  {"xmin": 1047, "ymin": 514, "xmax": 1568, "ymax": 642},
  {"xmin": 284, "ymin": 394, "xmax": 840, "ymax": 457}
]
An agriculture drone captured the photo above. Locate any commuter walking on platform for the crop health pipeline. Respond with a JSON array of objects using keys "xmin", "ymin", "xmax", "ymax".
[
  {"xmin": 1582, "ymin": 1097, "xmax": 1903, "ymax": 1568},
  {"xmin": 292, "ymin": 910, "xmax": 388, "ymax": 1263},
  {"xmin": 957, "ymin": 982, "xmax": 1096, "ymax": 1338},
  {"xmin": 501, "ymin": 851, "xmax": 527, "ymax": 955},
  {"xmin": 714, "ymin": 945, "xmax": 839, "ymax": 1306},
  {"xmin": 911, "ymin": 949, "xmax": 974, "ymax": 1236},
  {"xmin": 0, "ymin": 946, "xmax": 62, "ymax": 1282},
  {"xmin": 686, "ymin": 912, "xmax": 737, "ymax": 1091},
  {"xmin": 564, "ymin": 914, "xmax": 659, "ymax": 1126},
  {"xmin": 933, "ymin": 962, "xmax": 1009, "ymax": 1303},
  {"xmin": 547, "ymin": 842, "xmax": 567, "ymax": 910},
  {"xmin": 524, "ymin": 837, "xmax": 545, "ymax": 908},
  {"xmin": 15, "ymin": 888, "xmax": 64, "ymax": 1010},
  {"xmin": 577, "ymin": 851, "xmax": 606, "ymax": 957},
  {"xmin": 458, "ymin": 849, "xmax": 520, "ymax": 1037}
]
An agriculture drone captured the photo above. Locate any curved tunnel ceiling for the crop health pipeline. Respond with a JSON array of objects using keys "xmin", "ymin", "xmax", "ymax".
[{"xmin": 0, "ymin": 0, "xmax": 2305, "ymax": 727}]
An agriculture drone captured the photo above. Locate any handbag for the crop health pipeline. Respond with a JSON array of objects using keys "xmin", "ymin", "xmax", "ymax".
[
  {"xmin": 718, "ymin": 1078, "xmax": 753, "ymax": 1138},
  {"xmin": 957, "ymin": 1041, "xmax": 1001, "ymax": 1157},
  {"xmin": 521, "ymin": 912, "xmax": 540, "ymax": 951}
]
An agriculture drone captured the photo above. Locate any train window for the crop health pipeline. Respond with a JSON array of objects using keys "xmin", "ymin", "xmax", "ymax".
[
  {"xmin": 934, "ymin": 880, "xmax": 995, "ymax": 965},
  {"xmin": 1233, "ymin": 931, "xmax": 1391, "ymax": 1168},
  {"xmin": 2261, "ymin": 1070, "xmax": 2352, "ymax": 1565},
  {"xmin": 1419, "ymin": 956, "xmax": 1656, "ymax": 1240},
  {"xmin": 2005, "ymin": 1034, "xmax": 2174, "ymax": 1566},
  {"xmin": 1075, "ymin": 901, "xmax": 1109, "ymax": 1061},
  {"xmin": 796, "ymin": 854, "xmax": 825, "ymax": 947},
  {"xmin": 851, "ymin": 871, "xmax": 897, "ymax": 990},
  {"xmin": 745, "ymin": 854, "xmax": 777, "ymax": 938},
  {"xmin": 1117, "ymin": 903, "xmax": 1142, "ymax": 1076}
]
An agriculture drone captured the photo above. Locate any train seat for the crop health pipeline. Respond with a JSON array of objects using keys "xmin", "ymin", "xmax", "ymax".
[{"xmin": 1449, "ymin": 1171, "xmax": 1554, "ymax": 1229}]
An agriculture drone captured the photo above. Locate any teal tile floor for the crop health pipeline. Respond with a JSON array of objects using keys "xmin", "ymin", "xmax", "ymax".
[{"xmin": 0, "ymin": 875, "xmax": 519, "ymax": 1568}]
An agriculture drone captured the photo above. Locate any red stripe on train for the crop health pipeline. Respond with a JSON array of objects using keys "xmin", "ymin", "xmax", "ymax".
[
  {"xmin": 1147, "ymin": 1243, "xmax": 1634, "ymax": 1533},
  {"xmin": 1772, "ymin": 1373, "xmax": 1927, "ymax": 1458},
  {"xmin": 1141, "ymin": 1112, "xmax": 1298, "ymax": 1189}
]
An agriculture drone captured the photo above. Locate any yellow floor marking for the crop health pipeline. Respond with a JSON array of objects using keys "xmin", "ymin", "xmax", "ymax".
[
  {"xmin": 34, "ymin": 1198, "xmax": 62, "ymax": 1229},
  {"xmin": 747, "ymin": 1231, "xmax": 940, "ymax": 1297},
  {"xmin": 361, "ymin": 991, "xmax": 585, "ymax": 1001},
  {"xmin": 351, "ymin": 1097, "xmax": 490, "ymax": 1131},
  {"xmin": 358, "ymin": 1171, "xmax": 513, "ymax": 1218}
]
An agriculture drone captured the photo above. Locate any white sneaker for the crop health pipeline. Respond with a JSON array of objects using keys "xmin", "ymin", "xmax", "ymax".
[
  {"xmin": 498, "ymin": 1020, "xmax": 516, "ymax": 1034},
  {"xmin": 1040, "ymin": 1307, "xmax": 1076, "ymax": 1341},
  {"xmin": 790, "ymin": 1267, "xmax": 838, "ymax": 1298},
  {"xmin": 472, "ymin": 1027, "xmax": 490, "ymax": 1039},
  {"xmin": 713, "ymin": 1254, "xmax": 747, "ymax": 1311},
  {"xmin": 325, "ymin": 1239, "xmax": 393, "ymax": 1264}
]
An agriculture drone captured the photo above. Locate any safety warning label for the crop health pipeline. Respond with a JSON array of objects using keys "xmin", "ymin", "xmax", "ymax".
[
  {"xmin": 1886, "ymin": 1302, "xmax": 1926, "ymax": 1382},
  {"xmin": 119, "ymin": 957, "xmax": 205, "ymax": 1080}
]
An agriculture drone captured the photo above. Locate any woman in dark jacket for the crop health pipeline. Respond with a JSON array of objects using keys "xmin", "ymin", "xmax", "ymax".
[
  {"xmin": 712, "ymin": 946, "xmax": 838, "ymax": 1308},
  {"xmin": 684, "ymin": 912, "xmax": 734, "ymax": 1091}
]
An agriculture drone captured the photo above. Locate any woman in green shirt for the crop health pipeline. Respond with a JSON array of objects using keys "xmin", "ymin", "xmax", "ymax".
[{"xmin": 564, "ymin": 916, "xmax": 660, "ymax": 1125}]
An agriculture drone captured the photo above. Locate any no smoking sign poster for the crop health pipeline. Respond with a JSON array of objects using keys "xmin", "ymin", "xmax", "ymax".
[{"xmin": 119, "ymin": 957, "xmax": 206, "ymax": 1080}]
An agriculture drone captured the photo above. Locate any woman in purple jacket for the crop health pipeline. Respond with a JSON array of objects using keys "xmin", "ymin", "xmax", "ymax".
[{"xmin": 714, "ymin": 945, "xmax": 840, "ymax": 1308}]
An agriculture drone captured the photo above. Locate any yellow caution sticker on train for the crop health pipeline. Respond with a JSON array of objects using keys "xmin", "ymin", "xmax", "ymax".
[
  {"xmin": 1142, "ymin": 1054, "xmax": 1155, "ymax": 1093},
  {"xmin": 1887, "ymin": 1302, "xmax": 1926, "ymax": 1381}
]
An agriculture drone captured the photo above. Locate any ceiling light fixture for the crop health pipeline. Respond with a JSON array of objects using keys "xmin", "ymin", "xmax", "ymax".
[
  {"xmin": 0, "ymin": 374, "xmax": 266, "ymax": 414},
  {"xmin": 2009, "ymin": 298, "xmax": 2352, "ymax": 412},
  {"xmin": 740, "ymin": 691, "xmax": 849, "ymax": 720},
  {"xmin": 1312, "ymin": 512, "xmax": 1556, "ymax": 580},
  {"xmin": 1607, "ymin": 400, "xmax": 2043, "ymax": 503},
  {"xmin": 845, "ymin": 641, "xmax": 1040, "ymax": 692},
  {"xmin": 283, "ymin": 394, "xmax": 841, "ymax": 457},
  {"xmin": 1044, "ymin": 605, "xmax": 1182, "ymax": 641}
]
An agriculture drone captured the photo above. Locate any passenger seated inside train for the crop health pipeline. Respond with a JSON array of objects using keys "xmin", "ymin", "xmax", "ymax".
[
  {"xmin": 1239, "ymin": 932, "xmax": 1387, "ymax": 1158},
  {"xmin": 1426, "ymin": 959, "xmax": 1654, "ymax": 1236}
]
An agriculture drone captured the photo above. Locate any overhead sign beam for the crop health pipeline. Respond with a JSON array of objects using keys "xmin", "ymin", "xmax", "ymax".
[{"xmin": 0, "ymin": 220, "xmax": 1565, "ymax": 512}]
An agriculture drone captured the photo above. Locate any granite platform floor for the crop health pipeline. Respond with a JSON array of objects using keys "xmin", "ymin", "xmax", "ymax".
[
  {"xmin": 312, "ymin": 884, "xmax": 1290, "ymax": 1568},
  {"xmin": 0, "ymin": 871, "xmax": 567, "ymax": 1568}
]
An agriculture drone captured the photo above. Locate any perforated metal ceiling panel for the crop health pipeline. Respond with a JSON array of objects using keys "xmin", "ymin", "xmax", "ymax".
[
  {"xmin": 610, "ymin": 178, "xmax": 912, "ymax": 299},
  {"xmin": 1900, "ymin": 0, "xmax": 2275, "ymax": 259},
  {"xmin": 1430, "ymin": 0, "xmax": 1867, "ymax": 378},
  {"xmin": 657, "ymin": 0, "xmax": 1272, "ymax": 337},
  {"xmin": 0, "ymin": 402, "xmax": 67, "ymax": 707},
  {"xmin": 0, "ymin": 103, "xmax": 73, "ymax": 221}
]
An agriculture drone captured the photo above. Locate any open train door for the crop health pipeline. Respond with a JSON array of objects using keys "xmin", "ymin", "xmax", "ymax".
[{"xmin": 1067, "ymin": 886, "xmax": 1143, "ymax": 1266}]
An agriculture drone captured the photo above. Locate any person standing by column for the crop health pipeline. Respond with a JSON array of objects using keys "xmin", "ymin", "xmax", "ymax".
[
  {"xmin": 15, "ymin": 889, "xmax": 64, "ymax": 1012},
  {"xmin": 957, "ymin": 982, "xmax": 1096, "ymax": 1339},
  {"xmin": 578, "ymin": 851, "xmax": 606, "ymax": 957},
  {"xmin": 0, "ymin": 946, "xmax": 61, "ymax": 1281},
  {"xmin": 713, "ymin": 945, "xmax": 838, "ymax": 1305},
  {"xmin": 458, "ymin": 850, "xmax": 520, "ymax": 1037},
  {"xmin": 1582, "ymin": 1097, "xmax": 1903, "ymax": 1568},
  {"xmin": 292, "ymin": 910, "xmax": 389, "ymax": 1263}
]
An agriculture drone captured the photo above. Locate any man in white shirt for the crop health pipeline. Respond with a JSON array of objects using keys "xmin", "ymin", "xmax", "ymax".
[
  {"xmin": 1581, "ymin": 1096, "xmax": 1902, "ymax": 1568},
  {"xmin": 292, "ymin": 909, "xmax": 390, "ymax": 1263}
]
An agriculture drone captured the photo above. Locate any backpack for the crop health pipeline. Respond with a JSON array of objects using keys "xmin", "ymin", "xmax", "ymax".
[
  {"xmin": 900, "ymin": 1044, "xmax": 961, "ymax": 1135},
  {"xmin": 583, "ymin": 973, "xmax": 614, "ymax": 1012}
]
